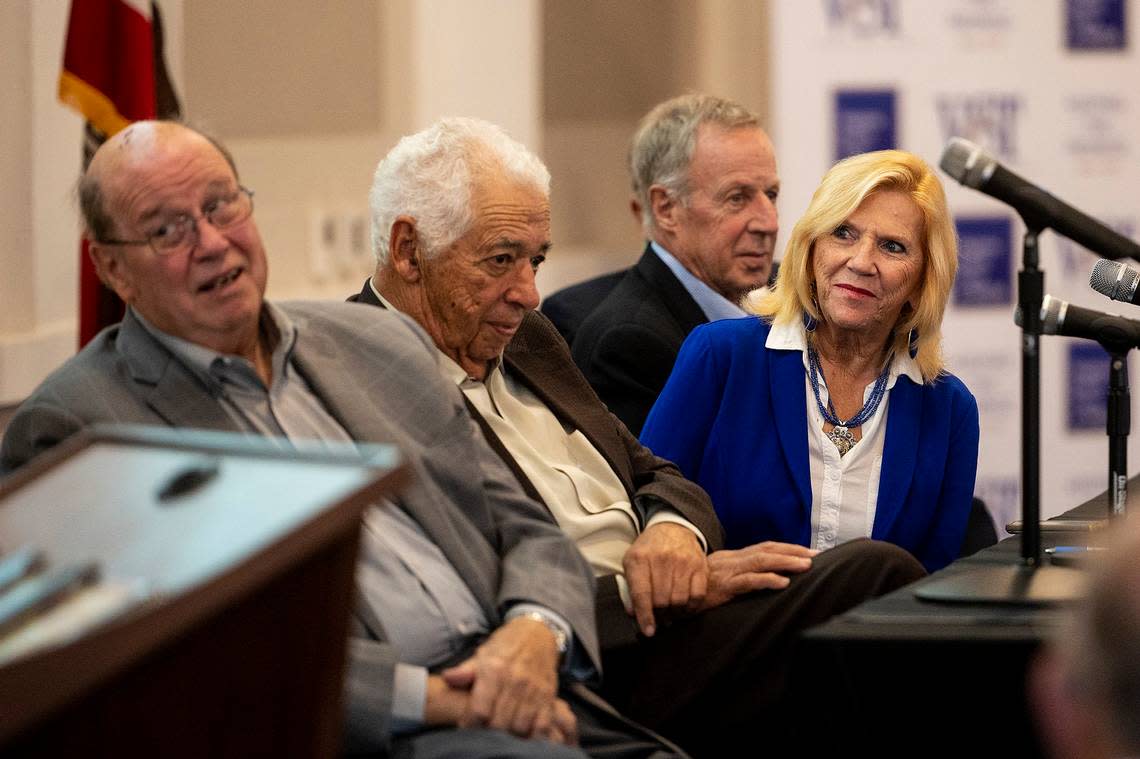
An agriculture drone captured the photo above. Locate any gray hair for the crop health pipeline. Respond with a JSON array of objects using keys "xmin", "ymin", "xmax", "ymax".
[
  {"xmin": 629, "ymin": 93, "xmax": 761, "ymax": 234},
  {"xmin": 369, "ymin": 117, "xmax": 551, "ymax": 263}
]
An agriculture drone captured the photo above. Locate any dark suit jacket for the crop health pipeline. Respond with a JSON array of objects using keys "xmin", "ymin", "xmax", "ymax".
[
  {"xmin": 540, "ymin": 269, "xmax": 626, "ymax": 346},
  {"xmin": 571, "ymin": 245, "xmax": 707, "ymax": 435},
  {"xmin": 350, "ymin": 280, "xmax": 724, "ymax": 648},
  {"xmin": 1, "ymin": 301, "xmax": 599, "ymax": 753},
  {"xmin": 569, "ymin": 247, "xmax": 779, "ymax": 436}
]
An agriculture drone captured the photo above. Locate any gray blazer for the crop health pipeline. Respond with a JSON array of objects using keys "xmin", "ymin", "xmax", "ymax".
[{"xmin": 0, "ymin": 301, "xmax": 599, "ymax": 753}]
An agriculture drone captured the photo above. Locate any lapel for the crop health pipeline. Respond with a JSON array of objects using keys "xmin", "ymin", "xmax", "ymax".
[
  {"xmin": 635, "ymin": 244, "xmax": 708, "ymax": 334},
  {"xmin": 503, "ymin": 313, "xmax": 637, "ymax": 494},
  {"xmin": 873, "ymin": 377, "xmax": 921, "ymax": 539},
  {"xmin": 287, "ymin": 309, "xmax": 373, "ymax": 439},
  {"xmin": 310, "ymin": 297, "xmax": 501, "ymax": 617},
  {"xmin": 117, "ymin": 310, "xmax": 240, "ymax": 432},
  {"xmin": 769, "ymin": 347, "xmax": 813, "ymax": 514}
]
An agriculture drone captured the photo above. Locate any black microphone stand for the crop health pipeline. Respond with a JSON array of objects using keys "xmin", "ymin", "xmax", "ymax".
[
  {"xmin": 917, "ymin": 228, "xmax": 1085, "ymax": 604},
  {"xmin": 1020, "ymin": 229, "xmax": 1043, "ymax": 567},
  {"xmin": 1106, "ymin": 349, "xmax": 1130, "ymax": 515}
]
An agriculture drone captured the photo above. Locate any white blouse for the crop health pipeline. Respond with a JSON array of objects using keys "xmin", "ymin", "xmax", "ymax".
[{"xmin": 765, "ymin": 320, "xmax": 923, "ymax": 551}]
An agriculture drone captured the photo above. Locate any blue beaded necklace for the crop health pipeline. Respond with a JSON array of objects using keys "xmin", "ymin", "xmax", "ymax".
[{"xmin": 806, "ymin": 344, "xmax": 891, "ymax": 457}]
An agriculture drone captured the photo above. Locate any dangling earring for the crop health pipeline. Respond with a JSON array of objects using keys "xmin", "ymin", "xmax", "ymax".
[
  {"xmin": 908, "ymin": 327, "xmax": 919, "ymax": 359},
  {"xmin": 805, "ymin": 282, "xmax": 820, "ymax": 332}
]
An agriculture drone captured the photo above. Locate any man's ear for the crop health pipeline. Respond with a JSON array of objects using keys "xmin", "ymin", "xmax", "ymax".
[
  {"xmin": 387, "ymin": 217, "xmax": 423, "ymax": 283},
  {"xmin": 88, "ymin": 242, "xmax": 134, "ymax": 303},
  {"xmin": 648, "ymin": 185, "xmax": 679, "ymax": 234}
]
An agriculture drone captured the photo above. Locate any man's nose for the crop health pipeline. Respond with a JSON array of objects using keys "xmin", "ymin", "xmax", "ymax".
[
  {"xmin": 192, "ymin": 216, "xmax": 230, "ymax": 257},
  {"xmin": 507, "ymin": 260, "xmax": 541, "ymax": 310},
  {"xmin": 747, "ymin": 195, "xmax": 778, "ymax": 234}
]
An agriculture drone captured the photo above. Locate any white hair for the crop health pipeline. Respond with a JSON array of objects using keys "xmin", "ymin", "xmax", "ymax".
[{"xmin": 369, "ymin": 117, "xmax": 551, "ymax": 263}]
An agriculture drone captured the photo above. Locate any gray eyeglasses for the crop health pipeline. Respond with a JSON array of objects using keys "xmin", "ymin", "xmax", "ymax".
[{"xmin": 99, "ymin": 187, "xmax": 255, "ymax": 255}]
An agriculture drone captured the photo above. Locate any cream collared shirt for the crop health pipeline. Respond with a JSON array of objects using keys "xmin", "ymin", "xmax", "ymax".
[
  {"xmin": 368, "ymin": 284, "xmax": 705, "ymax": 583},
  {"xmin": 439, "ymin": 354, "xmax": 705, "ymax": 579},
  {"xmin": 765, "ymin": 319, "xmax": 924, "ymax": 550}
]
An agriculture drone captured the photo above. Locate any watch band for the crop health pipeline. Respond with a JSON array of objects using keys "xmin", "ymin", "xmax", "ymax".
[{"xmin": 518, "ymin": 610, "xmax": 568, "ymax": 659}]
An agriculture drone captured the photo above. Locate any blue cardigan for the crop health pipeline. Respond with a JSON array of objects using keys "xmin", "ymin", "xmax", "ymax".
[{"xmin": 640, "ymin": 317, "xmax": 980, "ymax": 572}]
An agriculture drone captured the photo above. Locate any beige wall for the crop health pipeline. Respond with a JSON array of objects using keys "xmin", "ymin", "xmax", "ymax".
[
  {"xmin": 0, "ymin": 2, "xmax": 88, "ymax": 402},
  {"xmin": 0, "ymin": 6, "xmax": 34, "ymax": 337},
  {"xmin": 0, "ymin": 0, "xmax": 771, "ymax": 400},
  {"xmin": 184, "ymin": 0, "xmax": 382, "ymax": 139},
  {"xmin": 541, "ymin": 0, "xmax": 771, "ymax": 286}
]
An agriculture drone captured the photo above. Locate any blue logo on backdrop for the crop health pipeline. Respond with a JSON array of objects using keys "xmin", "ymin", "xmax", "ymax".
[
  {"xmin": 834, "ymin": 90, "xmax": 896, "ymax": 160},
  {"xmin": 1066, "ymin": 0, "xmax": 1127, "ymax": 50},
  {"xmin": 936, "ymin": 94, "xmax": 1021, "ymax": 161},
  {"xmin": 824, "ymin": 0, "xmax": 900, "ymax": 34},
  {"xmin": 953, "ymin": 217, "xmax": 1013, "ymax": 306},
  {"xmin": 1068, "ymin": 342, "xmax": 1112, "ymax": 431}
]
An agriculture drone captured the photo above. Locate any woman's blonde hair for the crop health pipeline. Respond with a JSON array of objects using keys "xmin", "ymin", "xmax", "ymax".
[{"xmin": 753, "ymin": 149, "xmax": 957, "ymax": 381}]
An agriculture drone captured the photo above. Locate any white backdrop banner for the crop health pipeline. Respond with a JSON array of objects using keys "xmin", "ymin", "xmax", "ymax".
[{"xmin": 772, "ymin": 0, "xmax": 1138, "ymax": 531}]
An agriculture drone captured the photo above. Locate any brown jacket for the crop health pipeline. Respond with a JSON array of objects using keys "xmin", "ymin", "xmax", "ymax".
[{"xmin": 350, "ymin": 280, "xmax": 724, "ymax": 649}]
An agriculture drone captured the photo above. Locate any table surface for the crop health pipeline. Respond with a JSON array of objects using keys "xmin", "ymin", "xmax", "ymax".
[
  {"xmin": 796, "ymin": 491, "xmax": 1123, "ymax": 758},
  {"xmin": 805, "ymin": 490, "xmax": 1115, "ymax": 643}
]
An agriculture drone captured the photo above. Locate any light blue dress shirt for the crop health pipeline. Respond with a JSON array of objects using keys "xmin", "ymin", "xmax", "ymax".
[{"xmin": 650, "ymin": 241, "xmax": 749, "ymax": 322}]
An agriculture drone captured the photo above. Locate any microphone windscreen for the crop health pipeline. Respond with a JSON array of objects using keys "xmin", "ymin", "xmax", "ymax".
[
  {"xmin": 938, "ymin": 138, "xmax": 974, "ymax": 184},
  {"xmin": 1090, "ymin": 259, "xmax": 1140, "ymax": 303}
]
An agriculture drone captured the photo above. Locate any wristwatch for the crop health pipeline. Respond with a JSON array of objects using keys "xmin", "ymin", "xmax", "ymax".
[{"xmin": 518, "ymin": 611, "xmax": 569, "ymax": 660}]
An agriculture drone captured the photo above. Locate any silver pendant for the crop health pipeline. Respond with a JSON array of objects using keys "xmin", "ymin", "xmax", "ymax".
[{"xmin": 827, "ymin": 425, "xmax": 857, "ymax": 457}]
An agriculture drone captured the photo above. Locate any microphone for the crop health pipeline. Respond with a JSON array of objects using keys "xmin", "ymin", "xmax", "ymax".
[
  {"xmin": 1090, "ymin": 259, "xmax": 1140, "ymax": 306},
  {"xmin": 1034, "ymin": 294, "xmax": 1140, "ymax": 352},
  {"xmin": 939, "ymin": 138, "xmax": 1140, "ymax": 263}
]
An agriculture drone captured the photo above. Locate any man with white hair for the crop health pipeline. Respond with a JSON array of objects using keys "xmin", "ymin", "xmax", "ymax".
[
  {"xmin": 570, "ymin": 94, "xmax": 780, "ymax": 435},
  {"xmin": 353, "ymin": 116, "xmax": 926, "ymax": 755}
]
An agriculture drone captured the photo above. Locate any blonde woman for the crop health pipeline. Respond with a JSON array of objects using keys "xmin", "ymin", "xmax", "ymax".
[{"xmin": 641, "ymin": 150, "xmax": 979, "ymax": 572}]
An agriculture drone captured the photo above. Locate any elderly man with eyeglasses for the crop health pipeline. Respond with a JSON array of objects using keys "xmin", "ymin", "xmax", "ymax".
[{"xmin": 1, "ymin": 121, "xmax": 688, "ymax": 759}]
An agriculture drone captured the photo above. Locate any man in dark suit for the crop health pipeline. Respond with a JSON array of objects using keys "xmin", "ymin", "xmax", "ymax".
[
  {"xmin": 1, "ymin": 121, "xmax": 680, "ymax": 759},
  {"xmin": 572, "ymin": 94, "xmax": 780, "ymax": 434},
  {"xmin": 543, "ymin": 263, "xmax": 776, "ymax": 388},
  {"xmin": 358, "ymin": 116, "xmax": 926, "ymax": 755}
]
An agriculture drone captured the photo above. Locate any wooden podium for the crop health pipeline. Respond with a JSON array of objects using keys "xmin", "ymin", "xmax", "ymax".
[{"xmin": 0, "ymin": 426, "xmax": 409, "ymax": 758}]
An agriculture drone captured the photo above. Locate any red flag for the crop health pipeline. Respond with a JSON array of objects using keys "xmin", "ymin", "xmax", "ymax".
[{"xmin": 58, "ymin": 0, "xmax": 181, "ymax": 347}]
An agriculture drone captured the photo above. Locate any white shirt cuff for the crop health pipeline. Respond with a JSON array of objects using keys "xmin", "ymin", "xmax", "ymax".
[
  {"xmin": 645, "ymin": 509, "xmax": 709, "ymax": 553},
  {"xmin": 615, "ymin": 574, "xmax": 633, "ymax": 614},
  {"xmin": 390, "ymin": 662, "xmax": 428, "ymax": 734}
]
